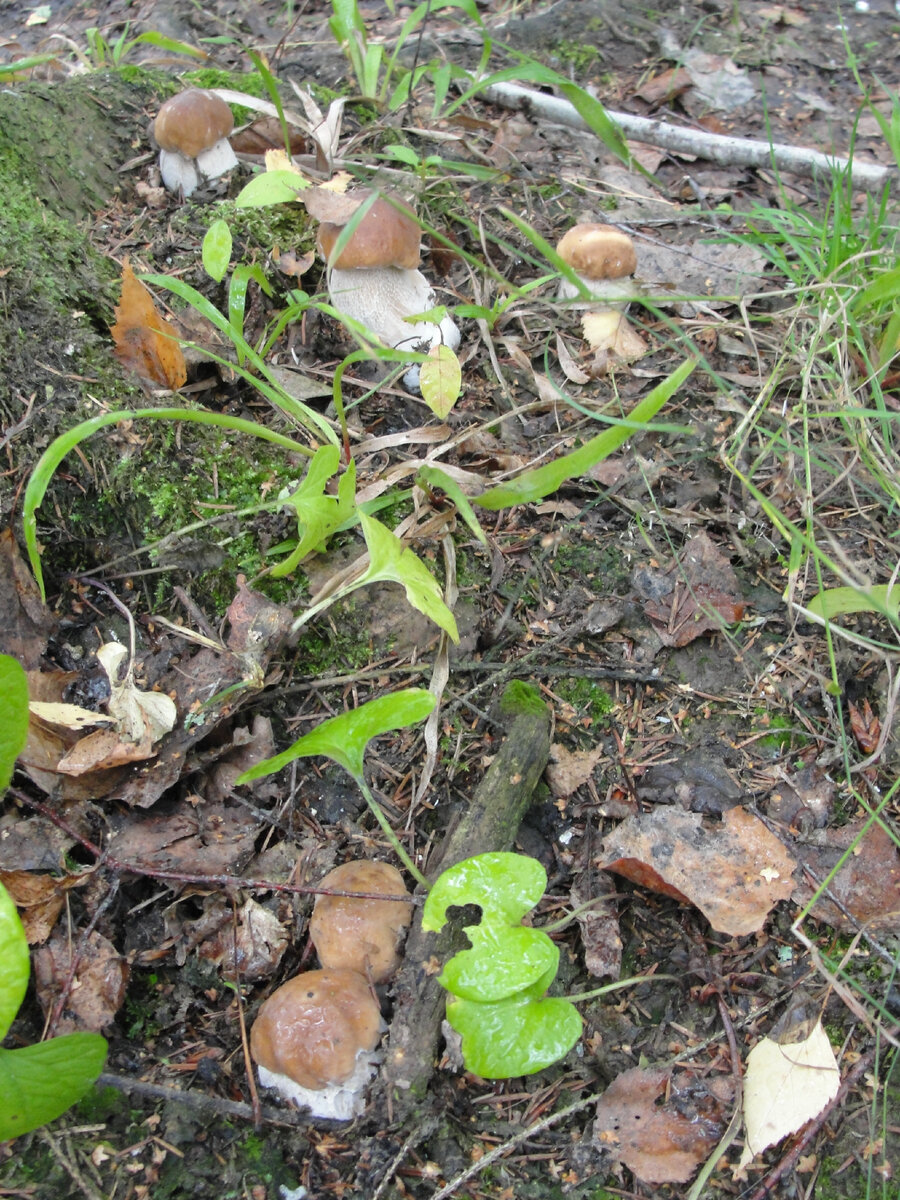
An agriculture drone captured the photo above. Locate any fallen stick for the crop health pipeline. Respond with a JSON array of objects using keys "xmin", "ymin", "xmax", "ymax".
[{"xmin": 480, "ymin": 81, "xmax": 894, "ymax": 191}]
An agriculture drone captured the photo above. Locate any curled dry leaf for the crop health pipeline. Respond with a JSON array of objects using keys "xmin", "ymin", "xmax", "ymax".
[
  {"xmin": 111, "ymin": 259, "xmax": 186, "ymax": 391},
  {"xmin": 635, "ymin": 531, "xmax": 745, "ymax": 647},
  {"xmin": 97, "ymin": 642, "xmax": 177, "ymax": 745},
  {"xmin": 196, "ymin": 897, "xmax": 289, "ymax": 982},
  {"xmin": 594, "ymin": 1066, "xmax": 733, "ymax": 1184},
  {"xmin": 0, "ymin": 869, "xmax": 87, "ymax": 944},
  {"xmin": 597, "ymin": 806, "xmax": 796, "ymax": 936},
  {"xmin": 33, "ymin": 929, "xmax": 130, "ymax": 1034},
  {"xmin": 738, "ymin": 1020, "xmax": 840, "ymax": 1171},
  {"xmin": 791, "ymin": 817, "xmax": 900, "ymax": 932}
]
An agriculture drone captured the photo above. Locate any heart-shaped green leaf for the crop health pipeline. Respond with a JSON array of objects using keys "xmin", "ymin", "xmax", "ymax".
[
  {"xmin": 0, "ymin": 882, "xmax": 29, "ymax": 1041},
  {"xmin": 236, "ymin": 688, "xmax": 436, "ymax": 784},
  {"xmin": 357, "ymin": 513, "xmax": 459, "ymax": 643},
  {"xmin": 446, "ymin": 981, "xmax": 582, "ymax": 1079},
  {"xmin": 440, "ymin": 925, "xmax": 558, "ymax": 1003},
  {"xmin": 0, "ymin": 1034, "xmax": 108, "ymax": 1140},
  {"xmin": 423, "ymin": 852, "xmax": 547, "ymax": 930}
]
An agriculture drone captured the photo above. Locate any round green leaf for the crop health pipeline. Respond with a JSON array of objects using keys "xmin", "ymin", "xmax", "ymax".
[
  {"xmin": 422, "ymin": 852, "xmax": 547, "ymax": 931},
  {"xmin": 440, "ymin": 926, "xmax": 558, "ymax": 1003},
  {"xmin": 0, "ymin": 653, "xmax": 29, "ymax": 793},
  {"xmin": 234, "ymin": 169, "xmax": 309, "ymax": 208},
  {"xmin": 446, "ymin": 990, "xmax": 582, "ymax": 1079},
  {"xmin": 0, "ymin": 882, "xmax": 29, "ymax": 1040},
  {"xmin": 201, "ymin": 218, "xmax": 232, "ymax": 283},
  {"xmin": 0, "ymin": 1034, "xmax": 107, "ymax": 1140}
]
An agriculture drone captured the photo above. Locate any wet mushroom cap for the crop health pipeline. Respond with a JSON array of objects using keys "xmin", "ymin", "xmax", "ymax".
[
  {"xmin": 153, "ymin": 89, "xmax": 235, "ymax": 159},
  {"xmin": 316, "ymin": 195, "xmax": 421, "ymax": 271},
  {"xmin": 310, "ymin": 860, "xmax": 412, "ymax": 983},
  {"xmin": 556, "ymin": 223, "xmax": 637, "ymax": 280},
  {"xmin": 250, "ymin": 968, "xmax": 382, "ymax": 1090}
]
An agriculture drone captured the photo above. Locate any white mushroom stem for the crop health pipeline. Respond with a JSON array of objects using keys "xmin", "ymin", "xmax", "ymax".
[
  {"xmin": 558, "ymin": 274, "xmax": 638, "ymax": 308},
  {"xmin": 327, "ymin": 265, "xmax": 460, "ymax": 357},
  {"xmin": 257, "ymin": 1049, "xmax": 381, "ymax": 1122},
  {"xmin": 158, "ymin": 137, "xmax": 238, "ymax": 198}
]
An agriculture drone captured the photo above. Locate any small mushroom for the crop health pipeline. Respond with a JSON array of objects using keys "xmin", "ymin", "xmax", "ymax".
[
  {"xmin": 309, "ymin": 860, "xmax": 412, "ymax": 984},
  {"xmin": 250, "ymin": 967, "xmax": 383, "ymax": 1120},
  {"xmin": 556, "ymin": 223, "xmax": 638, "ymax": 307},
  {"xmin": 315, "ymin": 193, "xmax": 460, "ymax": 389},
  {"xmin": 153, "ymin": 89, "xmax": 238, "ymax": 199}
]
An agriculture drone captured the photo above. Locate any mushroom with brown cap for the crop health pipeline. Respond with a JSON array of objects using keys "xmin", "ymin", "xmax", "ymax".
[
  {"xmin": 309, "ymin": 860, "xmax": 412, "ymax": 984},
  {"xmin": 153, "ymin": 89, "xmax": 238, "ymax": 199},
  {"xmin": 314, "ymin": 192, "xmax": 460, "ymax": 390},
  {"xmin": 556, "ymin": 223, "xmax": 637, "ymax": 307},
  {"xmin": 250, "ymin": 967, "xmax": 383, "ymax": 1120}
]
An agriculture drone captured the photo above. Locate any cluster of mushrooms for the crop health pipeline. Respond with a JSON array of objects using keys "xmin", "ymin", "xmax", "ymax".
[
  {"xmin": 249, "ymin": 860, "xmax": 412, "ymax": 1120},
  {"xmin": 149, "ymin": 88, "xmax": 643, "ymax": 385}
]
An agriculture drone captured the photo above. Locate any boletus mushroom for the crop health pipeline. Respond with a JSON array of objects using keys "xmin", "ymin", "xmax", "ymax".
[
  {"xmin": 153, "ymin": 89, "xmax": 238, "ymax": 199},
  {"xmin": 250, "ymin": 968, "xmax": 383, "ymax": 1120},
  {"xmin": 309, "ymin": 860, "xmax": 412, "ymax": 984},
  {"xmin": 315, "ymin": 192, "xmax": 460, "ymax": 390},
  {"xmin": 556, "ymin": 223, "xmax": 637, "ymax": 306}
]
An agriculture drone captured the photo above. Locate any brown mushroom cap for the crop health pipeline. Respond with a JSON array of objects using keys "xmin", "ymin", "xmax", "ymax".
[
  {"xmin": 250, "ymin": 968, "xmax": 382, "ymax": 1090},
  {"xmin": 316, "ymin": 195, "xmax": 421, "ymax": 271},
  {"xmin": 556, "ymin": 223, "xmax": 637, "ymax": 280},
  {"xmin": 309, "ymin": 860, "xmax": 412, "ymax": 983},
  {"xmin": 154, "ymin": 89, "xmax": 234, "ymax": 159}
]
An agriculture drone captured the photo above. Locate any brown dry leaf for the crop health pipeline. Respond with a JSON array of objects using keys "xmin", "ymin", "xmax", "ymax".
[
  {"xmin": 33, "ymin": 929, "xmax": 129, "ymax": 1034},
  {"xmin": 274, "ymin": 248, "xmax": 315, "ymax": 279},
  {"xmin": 230, "ymin": 119, "xmax": 308, "ymax": 156},
  {"xmin": 597, "ymin": 806, "xmax": 796, "ymax": 936},
  {"xmin": 594, "ymin": 1067, "xmax": 732, "ymax": 1183},
  {"xmin": 108, "ymin": 802, "xmax": 256, "ymax": 877},
  {"xmin": 571, "ymin": 871, "xmax": 622, "ymax": 980},
  {"xmin": 791, "ymin": 818, "xmax": 900, "ymax": 931},
  {"xmin": 848, "ymin": 698, "xmax": 881, "ymax": 755},
  {"xmin": 546, "ymin": 742, "xmax": 606, "ymax": 798},
  {"xmin": 207, "ymin": 715, "xmax": 277, "ymax": 804},
  {"xmin": 555, "ymin": 333, "xmax": 591, "ymax": 384},
  {"xmin": 57, "ymin": 726, "xmax": 155, "ymax": 774},
  {"xmin": 636, "ymin": 531, "xmax": 745, "ymax": 647},
  {"xmin": 196, "ymin": 897, "xmax": 289, "ymax": 981},
  {"xmin": 0, "ymin": 869, "xmax": 87, "ymax": 944},
  {"xmin": 303, "ymin": 182, "xmax": 364, "ymax": 224},
  {"xmin": 635, "ymin": 66, "xmax": 693, "ymax": 107},
  {"xmin": 0, "ymin": 528, "xmax": 54, "ymax": 668},
  {"xmin": 111, "ymin": 259, "xmax": 187, "ymax": 390}
]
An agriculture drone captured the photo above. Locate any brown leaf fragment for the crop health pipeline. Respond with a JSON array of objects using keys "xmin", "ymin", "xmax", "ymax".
[
  {"xmin": 230, "ymin": 117, "xmax": 308, "ymax": 156},
  {"xmin": 571, "ymin": 871, "xmax": 622, "ymax": 980},
  {"xmin": 848, "ymin": 698, "xmax": 881, "ymax": 755},
  {"xmin": 0, "ymin": 528, "xmax": 54, "ymax": 668},
  {"xmin": 546, "ymin": 742, "xmax": 606, "ymax": 798},
  {"xmin": 33, "ymin": 929, "xmax": 129, "ymax": 1034},
  {"xmin": 111, "ymin": 259, "xmax": 187, "ymax": 390},
  {"xmin": 791, "ymin": 818, "xmax": 900, "ymax": 931},
  {"xmin": 635, "ymin": 66, "xmax": 693, "ymax": 107},
  {"xmin": 593, "ymin": 1067, "xmax": 732, "ymax": 1183},
  {"xmin": 108, "ymin": 801, "xmax": 256, "ymax": 877},
  {"xmin": 0, "ymin": 870, "xmax": 87, "ymax": 944},
  {"xmin": 636, "ymin": 532, "xmax": 745, "ymax": 647},
  {"xmin": 57, "ymin": 726, "xmax": 156, "ymax": 774},
  {"xmin": 597, "ymin": 806, "xmax": 796, "ymax": 936},
  {"xmin": 196, "ymin": 897, "xmax": 289, "ymax": 981}
]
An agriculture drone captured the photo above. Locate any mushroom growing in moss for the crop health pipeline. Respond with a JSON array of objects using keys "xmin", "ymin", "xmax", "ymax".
[
  {"xmin": 250, "ymin": 968, "xmax": 383, "ymax": 1121},
  {"xmin": 309, "ymin": 860, "xmax": 412, "ymax": 984},
  {"xmin": 315, "ymin": 192, "xmax": 460, "ymax": 389},
  {"xmin": 153, "ymin": 89, "xmax": 238, "ymax": 199}
]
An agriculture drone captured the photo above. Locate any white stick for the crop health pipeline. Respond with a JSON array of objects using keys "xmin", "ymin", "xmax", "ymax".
[{"xmin": 480, "ymin": 81, "xmax": 894, "ymax": 191}]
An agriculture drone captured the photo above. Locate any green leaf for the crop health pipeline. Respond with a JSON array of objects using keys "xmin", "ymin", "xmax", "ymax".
[
  {"xmin": 807, "ymin": 584, "xmax": 900, "ymax": 621},
  {"xmin": 202, "ymin": 219, "xmax": 232, "ymax": 283},
  {"xmin": 418, "ymin": 345, "xmax": 462, "ymax": 418},
  {"xmin": 357, "ymin": 513, "xmax": 459, "ymax": 642},
  {"xmin": 272, "ymin": 448, "xmax": 357, "ymax": 577},
  {"xmin": 415, "ymin": 466, "xmax": 487, "ymax": 545},
  {"xmin": 423, "ymin": 852, "xmax": 548, "ymax": 930},
  {"xmin": 234, "ymin": 170, "xmax": 309, "ymax": 208},
  {"xmin": 0, "ymin": 655, "xmax": 29, "ymax": 794},
  {"xmin": 236, "ymin": 688, "xmax": 436, "ymax": 784},
  {"xmin": 446, "ymin": 980, "xmax": 582, "ymax": 1079},
  {"xmin": 475, "ymin": 359, "xmax": 696, "ymax": 509},
  {"xmin": 0, "ymin": 1034, "xmax": 107, "ymax": 1141},
  {"xmin": 128, "ymin": 30, "xmax": 206, "ymax": 58},
  {"xmin": 0, "ymin": 882, "xmax": 29, "ymax": 1041}
]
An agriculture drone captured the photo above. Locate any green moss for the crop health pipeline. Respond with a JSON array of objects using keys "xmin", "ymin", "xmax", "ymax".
[
  {"xmin": 552, "ymin": 39, "xmax": 600, "ymax": 72},
  {"xmin": 556, "ymin": 676, "xmax": 614, "ymax": 725},
  {"xmin": 551, "ymin": 539, "xmax": 630, "ymax": 595},
  {"xmin": 499, "ymin": 680, "xmax": 547, "ymax": 718}
]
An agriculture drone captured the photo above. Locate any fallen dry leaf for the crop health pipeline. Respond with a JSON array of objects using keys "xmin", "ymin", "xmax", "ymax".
[
  {"xmin": 0, "ymin": 528, "xmax": 54, "ymax": 669},
  {"xmin": 738, "ymin": 1020, "xmax": 840, "ymax": 1170},
  {"xmin": 570, "ymin": 871, "xmax": 622, "ymax": 980},
  {"xmin": 57, "ymin": 725, "xmax": 155, "ymax": 774},
  {"xmin": 791, "ymin": 817, "xmax": 900, "ymax": 931},
  {"xmin": 546, "ymin": 742, "xmax": 606, "ymax": 798},
  {"xmin": 634, "ymin": 66, "xmax": 693, "ymax": 107},
  {"xmin": 33, "ymin": 929, "xmax": 129, "ymax": 1034},
  {"xmin": 111, "ymin": 259, "xmax": 187, "ymax": 390},
  {"xmin": 635, "ymin": 532, "xmax": 746, "ymax": 647},
  {"xmin": 0, "ymin": 869, "xmax": 87, "ymax": 944},
  {"xmin": 597, "ymin": 806, "xmax": 796, "ymax": 936},
  {"xmin": 196, "ymin": 896, "xmax": 289, "ymax": 981},
  {"xmin": 108, "ymin": 801, "xmax": 256, "ymax": 877},
  {"xmin": 594, "ymin": 1067, "xmax": 732, "ymax": 1183},
  {"xmin": 848, "ymin": 698, "xmax": 881, "ymax": 756}
]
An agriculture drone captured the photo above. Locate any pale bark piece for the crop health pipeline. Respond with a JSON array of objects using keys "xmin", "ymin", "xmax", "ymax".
[
  {"xmin": 739, "ymin": 1021, "xmax": 840, "ymax": 1169},
  {"xmin": 597, "ymin": 806, "xmax": 796, "ymax": 936},
  {"xmin": 594, "ymin": 1066, "xmax": 732, "ymax": 1183}
]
